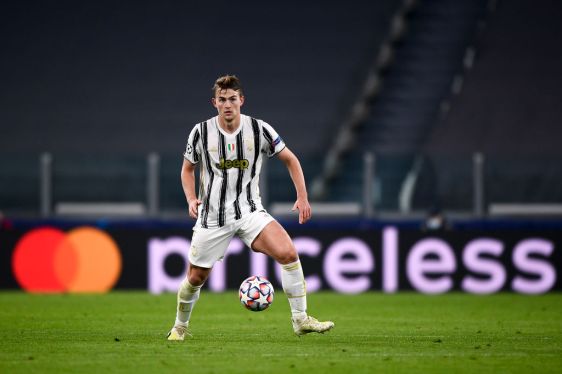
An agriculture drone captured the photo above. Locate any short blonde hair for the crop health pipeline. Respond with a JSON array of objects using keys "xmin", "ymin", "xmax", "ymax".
[{"xmin": 212, "ymin": 75, "xmax": 244, "ymax": 97}]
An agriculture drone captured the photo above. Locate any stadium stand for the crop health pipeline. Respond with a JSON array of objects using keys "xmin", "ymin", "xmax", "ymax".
[
  {"xmin": 0, "ymin": 0, "xmax": 402, "ymax": 215},
  {"xmin": 319, "ymin": 0, "xmax": 489, "ymax": 210},
  {"xmin": 414, "ymin": 0, "xmax": 562, "ymax": 211},
  {"xmin": 3, "ymin": 0, "xmax": 560, "ymax": 217}
]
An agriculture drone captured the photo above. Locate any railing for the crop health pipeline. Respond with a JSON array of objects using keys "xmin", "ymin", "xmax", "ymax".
[{"xmin": 1, "ymin": 151, "xmax": 561, "ymax": 219}]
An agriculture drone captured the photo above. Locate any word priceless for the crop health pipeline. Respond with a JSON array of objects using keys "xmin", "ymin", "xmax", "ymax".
[{"xmin": 148, "ymin": 227, "xmax": 557, "ymax": 295}]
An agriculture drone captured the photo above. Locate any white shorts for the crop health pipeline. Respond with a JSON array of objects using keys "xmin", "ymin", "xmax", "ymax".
[{"xmin": 188, "ymin": 210, "xmax": 275, "ymax": 268}]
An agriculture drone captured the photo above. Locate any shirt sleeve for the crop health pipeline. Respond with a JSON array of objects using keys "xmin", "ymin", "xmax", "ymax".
[
  {"xmin": 261, "ymin": 121, "xmax": 286, "ymax": 158},
  {"xmin": 183, "ymin": 124, "xmax": 201, "ymax": 164}
]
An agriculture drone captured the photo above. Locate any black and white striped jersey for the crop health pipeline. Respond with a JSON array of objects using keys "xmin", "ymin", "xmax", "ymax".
[{"xmin": 183, "ymin": 114, "xmax": 286, "ymax": 228}]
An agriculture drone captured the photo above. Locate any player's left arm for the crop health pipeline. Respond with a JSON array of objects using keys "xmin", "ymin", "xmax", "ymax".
[{"xmin": 276, "ymin": 147, "xmax": 312, "ymax": 224}]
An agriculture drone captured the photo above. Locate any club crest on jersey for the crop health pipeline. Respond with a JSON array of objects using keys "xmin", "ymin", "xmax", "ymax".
[{"xmin": 216, "ymin": 158, "xmax": 249, "ymax": 170}]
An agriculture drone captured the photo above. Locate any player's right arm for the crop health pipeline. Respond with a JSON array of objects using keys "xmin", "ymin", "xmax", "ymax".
[{"xmin": 181, "ymin": 159, "xmax": 201, "ymax": 219}]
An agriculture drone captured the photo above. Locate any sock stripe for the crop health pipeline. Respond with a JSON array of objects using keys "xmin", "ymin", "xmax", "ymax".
[
  {"xmin": 282, "ymin": 262, "xmax": 301, "ymax": 271},
  {"xmin": 287, "ymin": 294, "xmax": 307, "ymax": 298},
  {"xmin": 185, "ymin": 279, "xmax": 203, "ymax": 292},
  {"xmin": 187, "ymin": 285, "xmax": 201, "ymax": 293}
]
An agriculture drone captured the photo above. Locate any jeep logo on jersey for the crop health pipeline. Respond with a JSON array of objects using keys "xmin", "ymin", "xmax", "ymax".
[{"xmin": 216, "ymin": 158, "xmax": 249, "ymax": 170}]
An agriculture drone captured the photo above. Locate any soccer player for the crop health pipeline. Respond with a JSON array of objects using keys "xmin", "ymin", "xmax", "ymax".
[{"xmin": 167, "ymin": 75, "xmax": 334, "ymax": 340}]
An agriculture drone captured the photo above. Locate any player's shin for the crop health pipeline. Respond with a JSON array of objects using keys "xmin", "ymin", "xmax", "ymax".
[
  {"xmin": 175, "ymin": 278, "xmax": 202, "ymax": 327},
  {"xmin": 281, "ymin": 259, "xmax": 307, "ymax": 321}
]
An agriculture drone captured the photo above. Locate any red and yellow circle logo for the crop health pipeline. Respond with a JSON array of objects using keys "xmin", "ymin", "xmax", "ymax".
[{"xmin": 12, "ymin": 226, "xmax": 122, "ymax": 293}]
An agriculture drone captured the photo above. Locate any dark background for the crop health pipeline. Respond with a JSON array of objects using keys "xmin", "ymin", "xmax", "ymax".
[{"xmin": 0, "ymin": 0, "xmax": 396, "ymax": 156}]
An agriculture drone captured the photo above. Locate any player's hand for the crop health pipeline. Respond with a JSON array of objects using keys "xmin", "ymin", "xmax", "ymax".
[
  {"xmin": 188, "ymin": 198, "xmax": 202, "ymax": 219},
  {"xmin": 292, "ymin": 197, "xmax": 311, "ymax": 224}
]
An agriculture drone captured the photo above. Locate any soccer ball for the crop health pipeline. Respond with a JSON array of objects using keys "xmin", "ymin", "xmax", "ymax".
[{"xmin": 239, "ymin": 275, "xmax": 274, "ymax": 312}]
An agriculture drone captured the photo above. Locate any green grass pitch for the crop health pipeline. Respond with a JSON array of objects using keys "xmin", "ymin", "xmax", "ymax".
[{"xmin": 0, "ymin": 292, "xmax": 561, "ymax": 373}]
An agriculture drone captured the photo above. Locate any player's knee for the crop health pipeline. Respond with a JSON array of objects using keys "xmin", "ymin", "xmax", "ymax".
[
  {"xmin": 188, "ymin": 274, "xmax": 206, "ymax": 287},
  {"xmin": 188, "ymin": 268, "xmax": 210, "ymax": 286},
  {"xmin": 277, "ymin": 245, "xmax": 298, "ymax": 264}
]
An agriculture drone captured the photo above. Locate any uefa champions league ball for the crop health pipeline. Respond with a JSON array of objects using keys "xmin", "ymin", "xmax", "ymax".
[{"xmin": 239, "ymin": 275, "xmax": 274, "ymax": 311}]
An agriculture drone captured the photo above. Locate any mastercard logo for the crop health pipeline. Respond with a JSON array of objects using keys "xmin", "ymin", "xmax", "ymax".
[{"xmin": 12, "ymin": 226, "xmax": 122, "ymax": 293}]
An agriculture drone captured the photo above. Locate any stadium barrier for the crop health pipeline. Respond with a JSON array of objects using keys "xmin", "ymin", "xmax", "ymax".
[
  {"xmin": 4, "ymin": 151, "xmax": 562, "ymax": 218},
  {"xmin": 1, "ymin": 218, "xmax": 560, "ymax": 295}
]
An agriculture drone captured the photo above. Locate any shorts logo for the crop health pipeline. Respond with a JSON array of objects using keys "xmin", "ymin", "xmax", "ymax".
[
  {"xmin": 11, "ymin": 226, "xmax": 122, "ymax": 293},
  {"xmin": 191, "ymin": 245, "xmax": 198, "ymax": 257},
  {"xmin": 186, "ymin": 144, "xmax": 193, "ymax": 154},
  {"xmin": 216, "ymin": 158, "xmax": 249, "ymax": 170}
]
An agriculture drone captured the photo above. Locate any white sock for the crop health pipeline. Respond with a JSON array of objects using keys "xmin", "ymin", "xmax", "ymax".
[
  {"xmin": 281, "ymin": 259, "xmax": 307, "ymax": 321},
  {"xmin": 174, "ymin": 278, "xmax": 202, "ymax": 327}
]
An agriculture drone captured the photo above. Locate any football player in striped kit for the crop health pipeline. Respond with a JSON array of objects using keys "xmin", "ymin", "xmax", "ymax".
[{"xmin": 167, "ymin": 75, "xmax": 334, "ymax": 340}]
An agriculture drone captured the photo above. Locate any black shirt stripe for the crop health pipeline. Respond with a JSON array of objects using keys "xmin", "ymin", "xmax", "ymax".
[
  {"xmin": 247, "ymin": 118, "xmax": 260, "ymax": 212},
  {"xmin": 192, "ymin": 128, "xmax": 200, "ymax": 163},
  {"xmin": 218, "ymin": 132, "xmax": 228, "ymax": 227},
  {"xmin": 262, "ymin": 127, "xmax": 275, "ymax": 155},
  {"xmin": 201, "ymin": 121, "xmax": 214, "ymax": 228},
  {"xmin": 234, "ymin": 130, "xmax": 244, "ymax": 219}
]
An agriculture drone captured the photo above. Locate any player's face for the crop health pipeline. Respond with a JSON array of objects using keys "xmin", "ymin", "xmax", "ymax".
[{"xmin": 212, "ymin": 89, "xmax": 244, "ymax": 123}]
